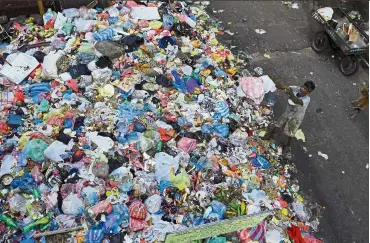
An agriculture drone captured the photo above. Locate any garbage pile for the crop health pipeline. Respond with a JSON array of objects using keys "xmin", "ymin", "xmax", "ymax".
[{"xmin": 0, "ymin": 1, "xmax": 321, "ymax": 242}]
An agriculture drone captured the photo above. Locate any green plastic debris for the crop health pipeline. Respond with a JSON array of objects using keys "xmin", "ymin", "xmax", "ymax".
[{"xmin": 25, "ymin": 139, "xmax": 48, "ymax": 162}]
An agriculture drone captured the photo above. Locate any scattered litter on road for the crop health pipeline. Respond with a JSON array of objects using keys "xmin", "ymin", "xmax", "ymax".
[
  {"xmin": 264, "ymin": 53, "xmax": 271, "ymax": 59},
  {"xmin": 283, "ymin": 1, "xmax": 300, "ymax": 9},
  {"xmin": 318, "ymin": 151, "xmax": 329, "ymax": 160},
  {"xmin": 224, "ymin": 30, "xmax": 235, "ymax": 35},
  {"xmin": 255, "ymin": 28, "xmax": 267, "ymax": 34},
  {"xmin": 213, "ymin": 9, "xmax": 225, "ymax": 13},
  {"xmin": 291, "ymin": 2, "xmax": 299, "ymax": 9},
  {"xmin": 366, "ymin": 164, "xmax": 369, "ymax": 169},
  {"xmin": 254, "ymin": 67, "xmax": 264, "ymax": 75}
]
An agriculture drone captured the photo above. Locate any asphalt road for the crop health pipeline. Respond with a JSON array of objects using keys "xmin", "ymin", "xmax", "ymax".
[{"xmin": 208, "ymin": 1, "xmax": 369, "ymax": 242}]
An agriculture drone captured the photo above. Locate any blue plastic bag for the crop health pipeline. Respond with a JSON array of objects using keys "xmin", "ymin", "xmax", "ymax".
[
  {"xmin": 251, "ymin": 155, "xmax": 271, "ymax": 169},
  {"xmin": 85, "ymin": 224, "xmax": 105, "ymax": 243},
  {"xmin": 212, "ymin": 123, "xmax": 229, "ymax": 138},
  {"xmin": 171, "ymin": 70, "xmax": 187, "ymax": 93}
]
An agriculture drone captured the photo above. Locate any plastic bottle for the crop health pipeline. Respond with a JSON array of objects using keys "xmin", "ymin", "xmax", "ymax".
[
  {"xmin": 23, "ymin": 213, "xmax": 52, "ymax": 232},
  {"xmin": 43, "ymin": 8, "xmax": 56, "ymax": 25},
  {"xmin": 0, "ymin": 214, "xmax": 18, "ymax": 229}
]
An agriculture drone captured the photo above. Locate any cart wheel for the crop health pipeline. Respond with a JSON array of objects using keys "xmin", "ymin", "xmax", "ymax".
[
  {"xmin": 311, "ymin": 30, "xmax": 329, "ymax": 53},
  {"xmin": 340, "ymin": 56, "xmax": 359, "ymax": 76}
]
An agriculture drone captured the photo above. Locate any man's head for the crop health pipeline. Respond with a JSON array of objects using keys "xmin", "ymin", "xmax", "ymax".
[{"xmin": 299, "ymin": 80, "xmax": 315, "ymax": 96}]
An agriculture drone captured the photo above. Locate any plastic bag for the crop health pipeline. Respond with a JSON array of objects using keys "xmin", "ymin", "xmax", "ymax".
[
  {"xmin": 62, "ymin": 194, "xmax": 84, "ymax": 216},
  {"xmin": 212, "ymin": 123, "xmax": 229, "ymax": 138},
  {"xmin": 177, "ymin": 137, "xmax": 197, "ymax": 153},
  {"xmin": 8, "ymin": 194, "xmax": 27, "ymax": 214},
  {"xmin": 171, "ymin": 70, "xmax": 187, "ymax": 93},
  {"xmin": 63, "ymin": 8, "xmax": 80, "ymax": 18},
  {"xmin": 163, "ymin": 14, "xmax": 174, "ymax": 30},
  {"xmin": 129, "ymin": 201, "xmax": 147, "ymax": 220},
  {"xmin": 129, "ymin": 218, "xmax": 147, "ymax": 232},
  {"xmin": 144, "ymin": 194, "xmax": 162, "ymax": 214},
  {"xmin": 239, "ymin": 76, "xmax": 264, "ymax": 104},
  {"xmin": 93, "ymin": 28, "xmax": 115, "ymax": 42},
  {"xmin": 41, "ymin": 50, "xmax": 65, "ymax": 79},
  {"xmin": 138, "ymin": 135, "xmax": 154, "ymax": 152},
  {"xmin": 92, "ymin": 161, "xmax": 110, "ymax": 179},
  {"xmin": 204, "ymin": 200, "xmax": 227, "ymax": 221},
  {"xmin": 251, "ymin": 155, "xmax": 271, "ymax": 168},
  {"xmin": 74, "ymin": 19, "xmax": 96, "ymax": 32},
  {"xmin": 54, "ymin": 12, "xmax": 67, "ymax": 29},
  {"xmin": 92, "ymin": 67, "xmax": 113, "ymax": 83},
  {"xmin": 214, "ymin": 100, "xmax": 229, "ymax": 118},
  {"xmin": 207, "ymin": 237, "xmax": 227, "ymax": 243},
  {"xmin": 169, "ymin": 168, "xmax": 190, "ymax": 191},
  {"xmin": 292, "ymin": 200, "xmax": 310, "ymax": 221},
  {"xmin": 265, "ymin": 229, "xmax": 282, "ymax": 243},
  {"xmin": 243, "ymin": 189, "xmax": 269, "ymax": 205},
  {"xmin": 81, "ymin": 186, "xmax": 99, "ymax": 206},
  {"xmin": 89, "ymin": 200, "xmax": 113, "ymax": 216},
  {"xmin": 44, "ymin": 141, "xmax": 67, "ymax": 162},
  {"xmin": 85, "ymin": 224, "xmax": 105, "ymax": 243},
  {"xmin": 238, "ymin": 222, "xmax": 266, "ymax": 243},
  {"xmin": 94, "ymin": 40, "xmax": 125, "ymax": 59},
  {"xmin": 25, "ymin": 139, "xmax": 48, "ymax": 162},
  {"xmin": 154, "ymin": 152, "xmax": 179, "ymax": 182}
]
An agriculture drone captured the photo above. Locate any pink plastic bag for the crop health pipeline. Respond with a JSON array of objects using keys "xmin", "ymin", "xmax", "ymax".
[
  {"xmin": 90, "ymin": 200, "xmax": 113, "ymax": 216},
  {"xmin": 129, "ymin": 218, "xmax": 147, "ymax": 232},
  {"xmin": 239, "ymin": 77, "xmax": 264, "ymax": 104},
  {"xmin": 177, "ymin": 137, "xmax": 197, "ymax": 153},
  {"xmin": 303, "ymin": 233, "xmax": 322, "ymax": 243},
  {"xmin": 238, "ymin": 221, "xmax": 265, "ymax": 243}
]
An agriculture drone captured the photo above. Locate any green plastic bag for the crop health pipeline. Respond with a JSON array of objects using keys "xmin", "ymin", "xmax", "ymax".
[
  {"xmin": 25, "ymin": 139, "xmax": 48, "ymax": 162},
  {"xmin": 207, "ymin": 237, "xmax": 227, "ymax": 243}
]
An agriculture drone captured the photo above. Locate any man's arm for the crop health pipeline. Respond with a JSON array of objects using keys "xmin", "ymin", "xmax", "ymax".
[
  {"xmin": 287, "ymin": 88, "xmax": 304, "ymax": 106},
  {"xmin": 270, "ymin": 78, "xmax": 289, "ymax": 91}
]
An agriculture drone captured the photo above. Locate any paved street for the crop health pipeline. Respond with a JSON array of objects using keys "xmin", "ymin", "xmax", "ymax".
[{"xmin": 208, "ymin": 1, "xmax": 369, "ymax": 242}]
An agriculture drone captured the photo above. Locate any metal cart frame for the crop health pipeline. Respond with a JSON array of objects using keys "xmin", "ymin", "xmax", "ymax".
[{"xmin": 311, "ymin": 7, "xmax": 369, "ymax": 76}]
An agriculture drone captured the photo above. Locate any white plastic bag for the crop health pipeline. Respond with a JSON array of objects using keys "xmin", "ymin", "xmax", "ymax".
[
  {"xmin": 44, "ymin": 141, "xmax": 67, "ymax": 162},
  {"xmin": 154, "ymin": 152, "xmax": 179, "ymax": 182},
  {"xmin": 62, "ymin": 194, "xmax": 84, "ymax": 216},
  {"xmin": 62, "ymin": 8, "xmax": 80, "ymax": 18},
  {"xmin": 54, "ymin": 12, "xmax": 67, "ymax": 30},
  {"xmin": 74, "ymin": 19, "xmax": 96, "ymax": 32},
  {"xmin": 86, "ymin": 131, "xmax": 114, "ymax": 152},
  {"xmin": 92, "ymin": 67, "xmax": 113, "ymax": 83},
  {"xmin": 41, "ymin": 50, "xmax": 65, "ymax": 79},
  {"xmin": 144, "ymin": 194, "xmax": 162, "ymax": 214}
]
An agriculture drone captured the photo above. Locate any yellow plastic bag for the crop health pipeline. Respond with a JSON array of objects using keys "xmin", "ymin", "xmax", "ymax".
[
  {"xmin": 149, "ymin": 21, "xmax": 163, "ymax": 30},
  {"xmin": 295, "ymin": 129, "xmax": 306, "ymax": 142},
  {"xmin": 169, "ymin": 168, "xmax": 190, "ymax": 191}
]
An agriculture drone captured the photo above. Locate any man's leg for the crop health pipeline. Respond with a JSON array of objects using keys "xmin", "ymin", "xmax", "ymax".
[
  {"xmin": 282, "ymin": 119, "xmax": 301, "ymax": 159},
  {"xmin": 262, "ymin": 113, "xmax": 289, "ymax": 140},
  {"xmin": 261, "ymin": 124, "xmax": 280, "ymax": 140}
]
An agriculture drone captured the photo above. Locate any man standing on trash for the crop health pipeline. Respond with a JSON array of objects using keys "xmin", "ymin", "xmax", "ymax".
[{"xmin": 262, "ymin": 80, "xmax": 316, "ymax": 157}]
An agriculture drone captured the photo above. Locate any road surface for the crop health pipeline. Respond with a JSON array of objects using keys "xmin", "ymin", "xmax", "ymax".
[{"xmin": 208, "ymin": 1, "xmax": 369, "ymax": 242}]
